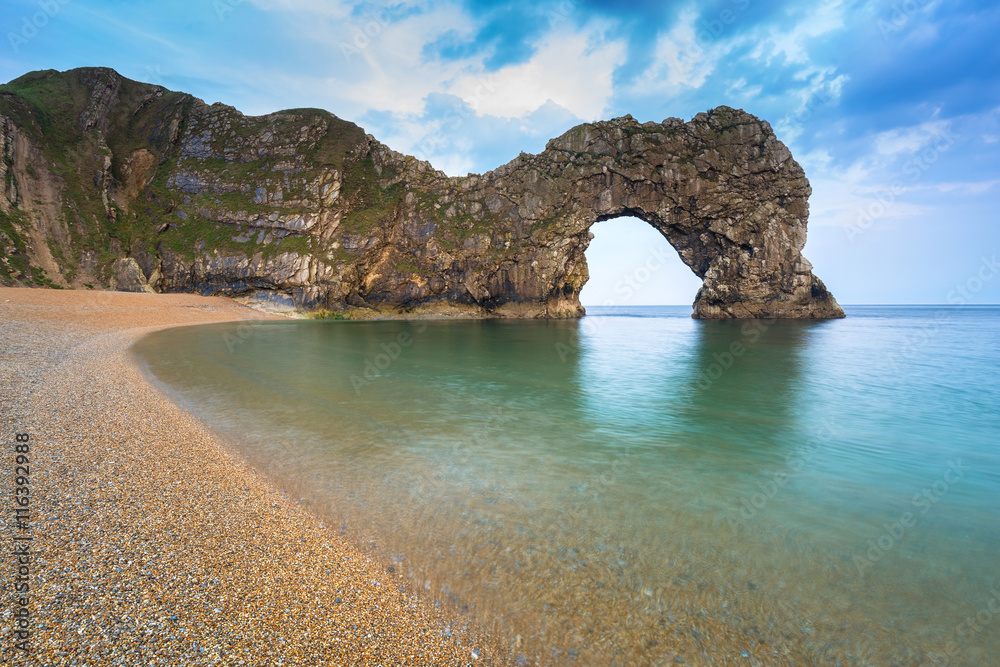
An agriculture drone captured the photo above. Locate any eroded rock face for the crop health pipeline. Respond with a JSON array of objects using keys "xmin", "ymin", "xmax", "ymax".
[
  {"xmin": 0, "ymin": 68, "xmax": 843, "ymax": 318},
  {"xmin": 385, "ymin": 110, "xmax": 842, "ymax": 319},
  {"xmin": 110, "ymin": 257, "xmax": 154, "ymax": 293}
]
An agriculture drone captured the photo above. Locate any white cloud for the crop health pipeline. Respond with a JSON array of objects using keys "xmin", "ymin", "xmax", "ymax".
[
  {"xmin": 800, "ymin": 109, "xmax": 1000, "ymax": 232},
  {"xmin": 234, "ymin": 2, "xmax": 626, "ymax": 124},
  {"xmin": 370, "ymin": 97, "xmax": 584, "ymax": 176},
  {"xmin": 753, "ymin": 0, "xmax": 846, "ymax": 65},
  {"xmin": 874, "ymin": 120, "xmax": 952, "ymax": 156},
  {"xmin": 797, "ymin": 148, "xmax": 834, "ymax": 172},
  {"xmin": 629, "ymin": 0, "xmax": 847, "ymax": 111},
  {"xmin": 299, "ymin": 4, "xmax": 476, "ymax": 117},
  {"xmin": 725, "ymin": 77, "xmax": 763, "ymax": 100},
  {"xmin": 629, "ymin": 7, "xmax": 743, "ymax": 94},
  {"xmin": 808, "ymin": 174, "xmax": 933, "ymax": 230},
  {"xmin": 920, "ymin": 179, "xmax": 1000, "ymax": 195},
  {"xmin": 448, "ymin": 26, "xmax": 626, "ymax": 120},
  {"xmin": 804, "ymin": 117, "xmax": 966, "ymax": 230},
  {"xmin": 167, "ymin": 0, "xmax": 626, "ymax": 175},
  {"xmin": 776, "ymin": 66, "xmax": 848, "ymax": 143}
]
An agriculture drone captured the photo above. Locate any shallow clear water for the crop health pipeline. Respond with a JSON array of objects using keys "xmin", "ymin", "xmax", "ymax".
[{"xmin": 134, "ymin": 306, "xmax": 1000, "ymax": 665}]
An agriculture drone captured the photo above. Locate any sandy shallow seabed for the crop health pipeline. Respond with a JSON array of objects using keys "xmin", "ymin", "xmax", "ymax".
[{"xmin": 0, "ymin": 287, "xmax": 486, "ymax": 666}]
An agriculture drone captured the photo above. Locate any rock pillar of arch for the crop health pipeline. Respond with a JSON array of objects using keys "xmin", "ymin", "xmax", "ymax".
[{"xmin": 471, "ymin": 106, "xmax": 844, "ymax": 320}]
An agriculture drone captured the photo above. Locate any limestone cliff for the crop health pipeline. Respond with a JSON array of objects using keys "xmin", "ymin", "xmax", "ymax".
[{"xmin": 0, "ymin": 67, "xmax": 843, "ymax": 319}]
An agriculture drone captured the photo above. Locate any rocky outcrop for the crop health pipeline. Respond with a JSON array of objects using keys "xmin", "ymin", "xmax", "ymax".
[
  {"xmin": 0, "ymin": 67, "xmax": 843, "ymax": 318},
  {"xmin": 109, "ymin": 257, "xmax": 155, "ymax": 293}
]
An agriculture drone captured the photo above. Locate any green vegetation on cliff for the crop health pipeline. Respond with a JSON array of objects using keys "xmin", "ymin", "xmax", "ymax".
[
  {"xmin": 0, "ymin": 67, "xmax": 368, "ymax": 290},
  {"xmin": 0, "ymin": 66, "xmax": 842, "ymax": 319}
]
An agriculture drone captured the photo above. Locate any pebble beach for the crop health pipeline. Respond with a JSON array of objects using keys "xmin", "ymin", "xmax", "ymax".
[{"xmin": 0, "ymin": 287, "xmax": 483, "ymax": 666}]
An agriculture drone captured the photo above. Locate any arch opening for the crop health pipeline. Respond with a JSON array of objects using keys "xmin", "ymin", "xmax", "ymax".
[{"xmin": 579, "ymin": 217, "xmax": 703, "ymax": 309}]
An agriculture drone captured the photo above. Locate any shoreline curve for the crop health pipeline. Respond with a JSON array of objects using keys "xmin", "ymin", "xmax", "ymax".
[{"xmin": 0, "ymin": 286, "xmax": 485, "ymax": 665}]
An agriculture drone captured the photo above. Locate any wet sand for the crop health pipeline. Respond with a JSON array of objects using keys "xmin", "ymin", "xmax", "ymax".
[{"xmin": 0, "ymin": 287, "xmax": 484, "ymax": 666}]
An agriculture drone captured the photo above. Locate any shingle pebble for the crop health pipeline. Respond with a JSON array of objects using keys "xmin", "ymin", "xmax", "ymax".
[{"xmin": 0, "ymin": 288, "xmax": 486, "ymax": 666}]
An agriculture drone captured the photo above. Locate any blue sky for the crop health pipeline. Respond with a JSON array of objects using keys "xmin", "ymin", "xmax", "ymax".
[{"xmin": 2, "ymin": 0, "xmax": 998, "ymax": 305}]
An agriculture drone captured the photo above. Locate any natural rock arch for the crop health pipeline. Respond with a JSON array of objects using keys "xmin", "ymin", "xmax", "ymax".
[
  {"xmin": 0, "ymin": 68, "xmax": 843, "ymax": 319},
  {"xmin": 348, "ymin": 106, "xmax": 843, "ymax": 319}
]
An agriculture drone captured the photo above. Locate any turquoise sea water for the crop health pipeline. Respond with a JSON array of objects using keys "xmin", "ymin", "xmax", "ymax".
[{"xmin": 134, "ymin": 306, "xmax": 1000, "ymax": 665}]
